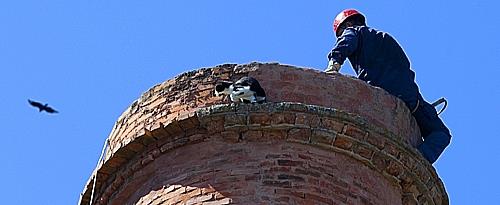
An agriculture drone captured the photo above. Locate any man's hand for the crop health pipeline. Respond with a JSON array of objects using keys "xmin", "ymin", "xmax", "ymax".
[{"xmin": 325, "ymin": 60, "xmax": 341, "ymax": 74}]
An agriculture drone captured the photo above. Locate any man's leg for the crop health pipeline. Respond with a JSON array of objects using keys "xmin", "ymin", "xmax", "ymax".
[
  {"xmin": 413, "ymin": 99, "xmax": 452, "ymax": 163},
  {"xmin": 417, "ymin": 131, "xmax": 451, "ymax": 163}
]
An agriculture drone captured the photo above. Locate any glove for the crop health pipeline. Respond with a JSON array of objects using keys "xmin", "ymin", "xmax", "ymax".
[{"xmin": 325, "ymin": 60, "xmax": 341, "ymax": 73}]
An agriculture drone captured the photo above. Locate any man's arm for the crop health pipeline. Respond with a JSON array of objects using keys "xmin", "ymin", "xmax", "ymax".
[{"xmin": 326, "ymin": 28, "xmax": 359, "ymax": 72}]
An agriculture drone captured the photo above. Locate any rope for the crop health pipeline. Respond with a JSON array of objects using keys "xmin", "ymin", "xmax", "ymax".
[
  {"xmin": 89, "ymin": 138, "xmax": 110, "ymax": 205},
  {"xmin": 89, "ymin": 173, "xmax": 98, "ymax": 205}
]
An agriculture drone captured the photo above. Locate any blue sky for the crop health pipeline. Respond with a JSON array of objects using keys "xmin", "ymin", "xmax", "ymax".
[{"xmin": 1, "ymin": 1, "xmax": 499, "ymax": 204}]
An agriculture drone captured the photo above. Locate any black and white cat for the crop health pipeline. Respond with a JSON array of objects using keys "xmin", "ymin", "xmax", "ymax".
[{"xmin": 215, "ymin": 76, "xmax": 266, "ymax": 104}]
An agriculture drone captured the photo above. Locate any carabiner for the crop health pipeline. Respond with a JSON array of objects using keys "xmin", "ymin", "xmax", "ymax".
[{"xmin": 431, "ymin": 97, "xmax": 448, "ymax": 115}]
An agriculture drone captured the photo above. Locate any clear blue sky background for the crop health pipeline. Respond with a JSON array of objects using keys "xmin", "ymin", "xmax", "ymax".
[{"xmin": 1, "ymin": 1, "xmax": 499, "ymax": 204}]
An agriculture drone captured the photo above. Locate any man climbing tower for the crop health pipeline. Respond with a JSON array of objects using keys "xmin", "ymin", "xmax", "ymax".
[{"xmin": 325, "ymin": 9, "xmax": 451, "ymax": 164}]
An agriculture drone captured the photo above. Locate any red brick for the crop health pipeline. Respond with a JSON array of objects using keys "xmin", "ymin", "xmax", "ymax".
[
  {"xmin": 372, "ymin": 151, "xmax": 390, "ymax": 172},
  {"xmin": 399, "ymin": 153, "xmax": 417, "ymax": 170},
  {"xmin": 220, "ymin": 131, "xmax": 240, "ymax": 143},
  {"xmin": 353, "ymin": 143, "xmax": 374, "ymax": 160},
  {"xmin": 201, "ymin": 186, "xmax": 216, "ymax": 195},
  {"xmin": 138, "ymin": 133, "xmax": 157, "ymax": 146},
  {"xmin": 268, "ymin": 166, "xmax": 292, "ymax": 172},
  {"xmin": 280, "ymin": 71, "xmax": 301, "ymax": 81},
  {"xmin": 277, "ymin": 159, "xmax": 304, "ymax": 167},
  {"xmin": 113, "ymin": 146, "xmax": 136, "ymax": 159},
  {"xmin": 270, "ymin": 112, "xmax": 295, "ymax": 124},
  {"xmin": 249, "ymin": 113, "xmax": 271, "ymax": 125},
  {"xmin": 320, "ymin": 117, "xmax": 345, "ymax": 133},
  {"xmin": 106, "ymin": 156, "xmax": 127, "ymax": 169},
  {"xmin": 287, "ymin": 128, "xmax": 311, "ymax": 143},
  {"xmin": 185, "ymin": 193, "xmax": 212, "ymax": 205},
  {"xmin": 280, "ymin": 91, "xmax": 306, "ymax": 102},
  {"xmin": 263, "ymin": 180, "xmax": 292, "ymax": 188},
  {"xmin": 311, "ymin": 129, "xmax": 335, "ymax": 146},
  {"xmin": 188, "ymin": 133, "xmax": 205, "ymax": 142},
  {"xmin": 242, "ymin": 130, "xmax": 263, "ymax": 141},
  {"xmin": 149, "ymin": 124, "xmax": 170, "ymax": 139},
  {"xmin": 262, "ymin": 129, "xmax": 287, "ymax": 141},
  {"xmin": 304, "ymin": 193, "xmax": 334, "ymax": 204},
  {"xmin": 126, "ymin": 141, "xmax": 145, "ymax": 153},
  {"xmin": 244, "ymin": 174, "xmax": 261, "ymax": 181},
  {"xmin": 224, "ymin": 114, "xmax": 247, "ymax": 126},
  {"xmin": 366, "ymin": 133, "xmax": 385, "ymax": 150},
  {"xmin": 164, "ymin": 120, "xmax": 184, "ymax": 135},
  {"xmin": 130, "ymin": 159, "xmax": 142, "ymax": 171},
  {"xmin": 295, "ymin": 168, "xmax": 321, "ymax": 178},
  {"xmin": 333, "ymin": 134, "xmax": 353, "ymax": 150},
  {"xmin": 402, "ymin": 194, "xmax": 418, "ymax": 205},
  {"xmin": 178, "ymin": 115, "xmax": 200, "ymax": 131},
  {"xmin": 386, "ymin": 161, "xmax": 403, "ymax": 178},
  {"xmin": 277, "ymin": 174, "xmax": 305, "ymax": 182},
  {"xmin": 202, "ymin": 116, "xmax": 225, "ymax": 134},
  {"xmin": 295, "ymin": 113, "xmax": 320, "ymax": 128},
  {"xmin": 160, "ymin": 141, "xmax": 174, "ymax": 153},
  {"xmin": 141, "ymin": 154, "xmax": 154, "ymax": 165},
  {"xmin": 344, "ymin": 124, "xmax": 368, "ymax": 141},
  {"xmin": 297, "ymin": 153, "xmax": 312, "ymax": 160},
  {"xmin": 383, "ymin": 141, "xmax": 401, "ymax": 158},
  {"xmin": 202, "ymin": 198, "xmax": 231, "ymax": 205}
]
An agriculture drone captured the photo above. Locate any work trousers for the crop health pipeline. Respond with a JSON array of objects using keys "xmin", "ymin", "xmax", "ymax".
[{"xmin": 409, "ymin": 95, "xmax": 452, "ymax": 164}]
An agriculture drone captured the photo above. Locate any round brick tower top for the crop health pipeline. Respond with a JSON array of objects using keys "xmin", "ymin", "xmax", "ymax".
[{"xmin": 79, "ymin": 62, "xmax": 448, "ymax": 205}]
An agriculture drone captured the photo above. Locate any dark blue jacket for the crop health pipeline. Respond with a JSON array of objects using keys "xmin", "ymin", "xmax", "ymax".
[{"xmin": 328, "ymin": 26, "xmax": 420, "ymax": 106}]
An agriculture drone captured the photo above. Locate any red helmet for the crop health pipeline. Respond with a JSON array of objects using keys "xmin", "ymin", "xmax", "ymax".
[{"xmin": 333, "ymin": 9, "xmax": 366, "ymax": 34}]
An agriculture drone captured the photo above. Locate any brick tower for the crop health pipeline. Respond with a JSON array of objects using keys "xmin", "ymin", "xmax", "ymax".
[{"xmin": 79, "ymin": 63, "xmax": 448, "ymax": 205}]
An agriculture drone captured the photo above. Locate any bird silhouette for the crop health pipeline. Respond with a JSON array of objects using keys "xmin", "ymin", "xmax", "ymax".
[{"xmin": 28, "ymin": 99, "xmax": 58, "ymax": 114}]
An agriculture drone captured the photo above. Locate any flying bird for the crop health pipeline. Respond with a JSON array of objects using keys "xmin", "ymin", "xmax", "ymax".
[
  {"xmin": 28, "ymin": 99, "xmax": 59, "ymax": 114},
  {"xmin": 215, "ymin": 77, "xmax": 266, "ymax": 104}
]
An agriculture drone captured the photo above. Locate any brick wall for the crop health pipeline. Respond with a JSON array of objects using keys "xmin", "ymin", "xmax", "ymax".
[{"xmin": 79, "ymin": 63, "xmax": 447, "ymax": 205}]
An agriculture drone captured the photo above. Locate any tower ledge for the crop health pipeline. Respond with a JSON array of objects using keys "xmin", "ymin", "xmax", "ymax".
[{"xmin": 79, "ymin": 62, "xmax": 448, "ymax": 205}]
